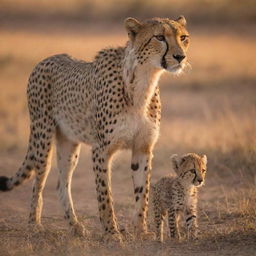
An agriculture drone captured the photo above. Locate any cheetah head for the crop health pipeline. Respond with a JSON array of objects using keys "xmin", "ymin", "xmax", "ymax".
[
  {"xmin": 171, "ymin": 153, "xmax": 207, "ymax": 187},
  {"xmin": 124, "ymin": 16, "xmax": 190, "ymax": 75}
]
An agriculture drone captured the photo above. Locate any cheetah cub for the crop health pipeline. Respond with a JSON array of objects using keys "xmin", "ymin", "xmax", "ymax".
[{"xmin": 151, "ymin": 153, "xmax": 207, "ymax": 242}]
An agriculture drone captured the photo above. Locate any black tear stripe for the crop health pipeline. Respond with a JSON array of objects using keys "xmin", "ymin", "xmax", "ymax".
[
  {"xmin": 161, "ymin": 39, "xmax": 169, "ymax": 69},
  {"xmin": 186, "ymin": 215, "xmax": 196, "ymax": 222},
  {"xmin": 136, "ymin": 35, "xmax": 169, "ymax": 69},
  {"xmin": 193, "ymin": 174, "xmax": 197, "ymax": 184}
]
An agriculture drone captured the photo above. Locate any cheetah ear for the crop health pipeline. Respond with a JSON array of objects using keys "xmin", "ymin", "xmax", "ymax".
[
  {"xmin": 170, "ymin": 154, "xmax": 180, "ymax": 174},
  {"xmin": 124, "ymin": 17, "xmax": 142, "ymax": 41},
  {"xmin": 201, "ymin": 155, "xmax": 207, "ymax": 165},
  {"xmin": 175, "ymin": 15, "xmax": 187, "ymax": 26}
]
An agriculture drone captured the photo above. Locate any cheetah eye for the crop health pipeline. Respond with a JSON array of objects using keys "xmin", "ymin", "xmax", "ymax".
[
  {"xmin": 155, "ymin": 35, "xmax": 165, "ymax": 41},
  {"xmin": 180, "ymin": 35, "xmax": 188, "ymax": 41}
]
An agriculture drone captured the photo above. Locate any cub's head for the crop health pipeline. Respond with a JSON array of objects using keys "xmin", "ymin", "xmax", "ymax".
[
  {"xmin": 124, "ymin": 16, "xmax": 190, "ymax": 74},
  {"xmin": 171, "ymin": 153, "xmax": 207, "ymax": 187}
]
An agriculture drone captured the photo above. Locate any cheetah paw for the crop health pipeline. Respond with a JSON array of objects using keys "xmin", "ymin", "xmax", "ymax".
[
  {"xmin": 189, "ymin": 234, "xmax": 199, "ymax": 241},
  {"xmin": 27, "ymin": 223, "xmax": 45, "ymax": 233},
  {"xmin": 103, "ymin": 232, "xmax": 123, "ymax": 246},
  {"xmin": 70, "ymin": 222, "xmax": 88, "ymax": 237},
  {"xmin": 137, "ymin": 231, "xmax": 156, "ymax": 240},
  {"xmin": 187, "ymin": 230, "xmax": 199, "ymax": 240},
  {"xmin": 156, "ymin": 237, "xmax": 164, "ymax": 243}
]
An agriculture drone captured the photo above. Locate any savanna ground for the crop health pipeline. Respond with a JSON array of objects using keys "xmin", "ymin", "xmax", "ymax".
[{"xmin": 0, "ymin": 20, "xmax": 256, "ymax": 255}]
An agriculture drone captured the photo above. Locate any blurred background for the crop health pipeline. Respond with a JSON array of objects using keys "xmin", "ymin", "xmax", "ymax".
[
  {"xmin": 0, "ymin": 1, "xmax": 255, "ymax": 255},
  {"xmin": 1, "ymin": 0, "xmax": 256, "ymax": 24}
]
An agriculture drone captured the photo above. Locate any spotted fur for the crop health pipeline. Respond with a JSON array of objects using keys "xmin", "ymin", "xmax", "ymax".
[
  {"xmin": 0, "ymin": 16, "xmax": 190, "ymax": 242},
  {"xmin": 151, "ymin": 153, "xmax": 207, "ymax": 242}
]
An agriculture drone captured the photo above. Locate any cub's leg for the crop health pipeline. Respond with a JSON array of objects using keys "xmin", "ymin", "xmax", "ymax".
[
  {"xmin": 153, "ymin": 200, "xmax": 165, "ymax": 242},
  {"xmin": 56, "ymin": 129, "xmax": 86, "ymax": 237},
  {"xmin": 131, "ymin": 147, "xmax": 154, "ymax": 239},
  {"xmin": 185, "ymin": 207, "xmax": 198, "ymax": 239},
  {"xmin": 92, "ymin": 146, "xmax": 121, "ymax": 243},
  {"xmin": 168, "ymin": 208, "xmax": 180, "ymax": 240}
]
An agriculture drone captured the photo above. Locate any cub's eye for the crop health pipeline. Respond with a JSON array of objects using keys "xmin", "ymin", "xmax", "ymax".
[
  {"xmin": 155, "ymin": 35, "xmax": 165, "ymax": 41},
  {"xmin": 180, "ymin": 35, "xmax": 188, "ymax": 41},
  {"xmin": 190, "ymin": 169, "xmax": 196, "ymax": 174}
]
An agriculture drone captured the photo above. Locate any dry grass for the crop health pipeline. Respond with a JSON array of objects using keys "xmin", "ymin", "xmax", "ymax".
[{"xmin": 0, "ymin": 22, "xmax": 256, "ymax": 255}]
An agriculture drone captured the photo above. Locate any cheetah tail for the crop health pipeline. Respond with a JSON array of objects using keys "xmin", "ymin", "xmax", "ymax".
[
  {"xmin": 0, "ymin": 155, "xmax": 34, "ymax": 192},
  {"xmin": 0, "ymin": 176, "xmax": 10, "ymax": 191}
]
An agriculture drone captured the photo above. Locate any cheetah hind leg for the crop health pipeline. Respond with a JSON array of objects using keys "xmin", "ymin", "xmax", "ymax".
[
  {"xmin": 27, "ymin": 121, "xmax": 56, "ymax": 229},
  {"xmin": 56, "ymin": 129, "xmax": 88, "ymax": 237}
]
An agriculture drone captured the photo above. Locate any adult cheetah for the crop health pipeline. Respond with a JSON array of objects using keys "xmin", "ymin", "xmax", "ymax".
[{"xmin": 0, "ymin": 16, "xmax": 190, "ymax": 242}]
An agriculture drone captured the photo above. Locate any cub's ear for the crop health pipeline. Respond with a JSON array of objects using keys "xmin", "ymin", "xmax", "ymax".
[
  {"xmin": 175, "ymin": 15, "xmax": 186, "ymax": 26},
  {"xmin": 201, "ymin": 154, "xmax": 207, "ymax": 165},
  {"xmin": 124, "ymin": 17, "xmax": 142, "ymax": 41},
  {"xmin": 170, "ymin": 154, "xmax": 180, "ymax": 174}
]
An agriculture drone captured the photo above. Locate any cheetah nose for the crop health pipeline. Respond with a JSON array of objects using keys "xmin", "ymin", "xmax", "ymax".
[
  {"xmin": 197, "ymin": 179, "xmax": 203, "ymax": 184},
  {"xmin": 173, "ymin": 54, "xmax": 185, "ymax": 63}
]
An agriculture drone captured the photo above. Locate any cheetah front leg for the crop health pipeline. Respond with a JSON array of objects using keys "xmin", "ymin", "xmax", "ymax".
[
  {"xmin": 131, "ymin": 148, "xmax": 154, "ymax": 239},
  {"xmin": 92, "ymin": 146, "xmax": 122, "ymax": 243}
]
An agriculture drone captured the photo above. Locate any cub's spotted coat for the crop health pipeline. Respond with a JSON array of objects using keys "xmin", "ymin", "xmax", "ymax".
[
  {"xmin": 151, "ymin": 153, "xmax": 207, "ymax": 242},
  {"xmin": 0, "ymin": 17, "xmax": 190, "ymax": 242}
]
